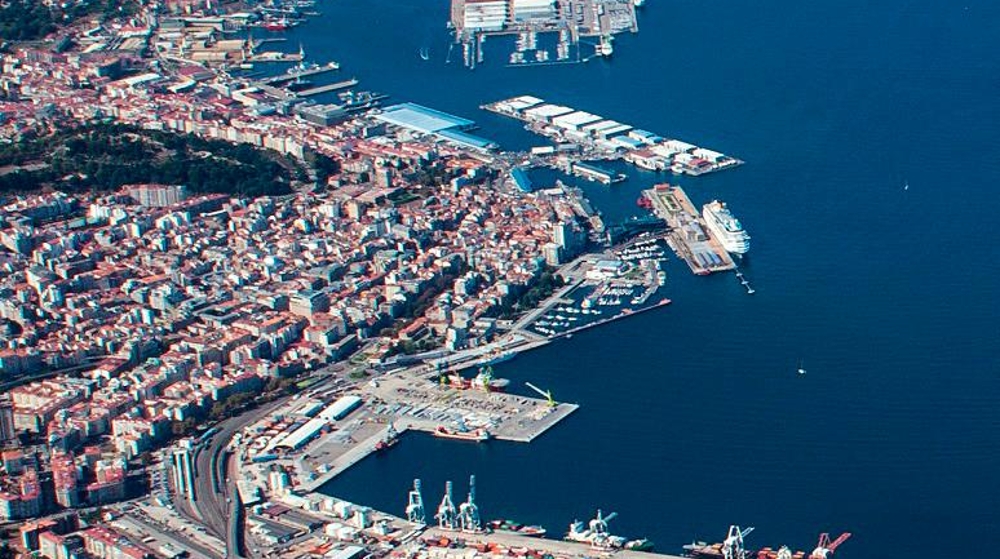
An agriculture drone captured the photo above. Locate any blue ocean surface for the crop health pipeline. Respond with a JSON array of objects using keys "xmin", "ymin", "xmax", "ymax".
[{"xmin": 301, "ymin": 0, "xmax": 1000, "ymax": 555}]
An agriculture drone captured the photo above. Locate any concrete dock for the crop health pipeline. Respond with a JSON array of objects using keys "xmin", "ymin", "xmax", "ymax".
[
  {"xmin": 422, "ymin": 527, "xmax": 689, "ymax": 559},
  {"xmin": 484, "ymin": 96, "xmax": 742, "ymax": 176},
  {"xmin": 643, "ymin": 185, "xmax": 735, "ymax": 275},
  {"xmin": 257, "ymin": 61, "xmax": 340, "ymax": 86},
  {"xmin": 363, "ymin": 372, "xmax": 579, "ymax": 443},
  {"xmin": 296, "ymin": 78, "xmax": 359, "ymax": 97},
  {"xmin": 268, "ymin": 368, "xmax": 580, "ymax": 495}
]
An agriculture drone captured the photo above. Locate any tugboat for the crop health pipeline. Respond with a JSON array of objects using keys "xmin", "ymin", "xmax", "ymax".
[
  {"xmin": 374, "ymin": 424, "xmax": 399, "ymax": 452},
  {"xmin": 625, "ymin": 538, "xmax": 655, "ymax": 552}
]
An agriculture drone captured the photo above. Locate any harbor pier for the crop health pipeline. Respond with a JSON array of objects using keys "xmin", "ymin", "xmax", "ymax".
[{"xmin": 643, "ymin": 185, "xmax": 735, "ymax": 275}]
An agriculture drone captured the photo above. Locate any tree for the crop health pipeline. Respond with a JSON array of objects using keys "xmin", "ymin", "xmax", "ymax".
[{"xmin": 171, "ymin": 418, "xmax": 196, "ymax": 437}]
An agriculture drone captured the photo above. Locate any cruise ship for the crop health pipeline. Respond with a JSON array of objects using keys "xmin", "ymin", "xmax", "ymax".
[{"xmin": 702, "ymin": 200, "xmax": 750, "ymax": 255}]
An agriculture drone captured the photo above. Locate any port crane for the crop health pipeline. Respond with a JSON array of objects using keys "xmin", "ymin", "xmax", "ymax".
[
  {"xmin": 775, "ymin": 546, "xmax": 793, "ymax": 559},
  {"xmin": 722, "ymin": 525, "xmax": 755, "ymax": 559},
  {"xmin": 458, "ymin": 475, "xmax": 482, "ymax": 532},
  {"xmin": 525, "ymin": 381, "xmax": 556, "ymax": 407},
  {"xmin": 476, "ymin": 365, "xmax": 495, "ymax": 391},
  {"xmin": 809, "ymin": 532, "xmax": 851, "ymax": 559},
  {"xmin": 435, "ymin": 481, "xmax": 459, "ymax": 530},
  {"xmin": 588, "ymin": 509, "xmax": 617, "ymax": 535},
  {"xmin": 406, "ymin": 478, "xmax": 425, "ymax": 524}
]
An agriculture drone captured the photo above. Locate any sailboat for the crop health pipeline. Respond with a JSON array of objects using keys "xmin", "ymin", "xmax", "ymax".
[
  {"xmin": 903, "ymin": 180, "xmax": 909, "ymax": 191},
  {"xmin": 797, "ymin": 360, "xmax": 807, "ymax": 375},
  {"xmin": 419, "ymin": 46, "xmax": 430, "ymax": 61}
]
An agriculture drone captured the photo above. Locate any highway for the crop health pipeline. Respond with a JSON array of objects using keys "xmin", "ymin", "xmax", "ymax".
[{"xmin": 183, "ymin": 372, "xmax": 345, "ymax": 558}]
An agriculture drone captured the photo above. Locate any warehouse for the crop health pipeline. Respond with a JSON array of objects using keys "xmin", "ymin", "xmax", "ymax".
[
  {"xmin": 523, "ymin": 103, "xmax": 574, "ymax": 122},
  {"xmin": 551, "ymin": 111, "xmax": 602, "ymax": 132},
  {"xmin": 320, "ymin": 395, "xmax": 363, "ymax": 421},
  {"xmin": 375, "ymin": 103, "xmax": 496, "ymax": 150},
  {"xmin": 463, "ymin": 0, "xmax": 508, "ymax": 31}
]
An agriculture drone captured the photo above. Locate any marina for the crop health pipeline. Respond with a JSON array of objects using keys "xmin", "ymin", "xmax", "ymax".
[{"xmin": 483, "ymin": 96, "xmax": 743, "ymax": 176}]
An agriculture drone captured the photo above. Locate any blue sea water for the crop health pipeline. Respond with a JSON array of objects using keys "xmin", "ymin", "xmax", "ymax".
[{"xmin": 295, "ymin": 0, "xmax": 1000, "ymax": 555}]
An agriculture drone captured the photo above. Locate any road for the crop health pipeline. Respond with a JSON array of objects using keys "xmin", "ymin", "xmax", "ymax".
[
  {"xmin": 182, "ymin": 373, "xmax": 345, "ymax": 558},
  {"xmin": 115, "ymin": 513, "xmax": 223, "ymax": 559}
]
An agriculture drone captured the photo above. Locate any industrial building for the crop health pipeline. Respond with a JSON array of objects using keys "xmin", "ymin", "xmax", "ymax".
[
  {"xmin": 551, "ymin": 111, "xmax": 602, "ymax": 132},
  {"xmin": 273, "ymin": 416, "xmax": 328, "ymax": 451},
  {"xmin": 320, "ymin": 395, "xmax": 362, "ymax": 421},
  {"xmin": 375, "ymin": 103, "xmax": 497, "ymax": 151},
  {"xmin": 494, "ymin": 95, "xmax": 544, "ymax": 114},
  {"xmin": 463, "ymin": 0, "xmax": 508, "ymax": 31},
  {"xmin": 510, "ymin": 168, "xmax": 533, "ymax": 193},
  {"xmin": 273, "ymin": 396, "xmax": 363, "ymax": 451},
  {"xmin": 582, "ymin": 120, "xmax": 632, "ymax": 139},
  {"xmin": 523, "ymin": 104, "xmax": 574, "ymax": 122},
  {"xmin": 296, "ymin": 103, "xmax": 348, "ymax": 126},
  {"xmin": 511, "ymin": 0, "xmax": 556, "ymax": 21}
]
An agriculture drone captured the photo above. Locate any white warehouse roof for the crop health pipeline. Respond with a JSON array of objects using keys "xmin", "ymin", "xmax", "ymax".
[
  {"xmin": 523, "ymin": 104, "xmax": 574, "ymax": 120},
  {"xmin": 551, "ymin": 111, "xmax": 602, "ymax": 129},
  {"xmin": 503, "ymin": 95, "xmax": 544, "ymax": 112}
]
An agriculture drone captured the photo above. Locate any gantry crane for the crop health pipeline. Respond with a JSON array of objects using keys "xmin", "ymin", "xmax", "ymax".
[
  {"xmin": 809, "ymin": 532, "xmax": 851, "ymax": 559},
  {"xmin": 525, "ymin": 381, "xmax": 556, "ymax": 407},
  {"xmin": 588, "ymin": 509, "xmax": 618, "ymax": 535},
  {"xmin": 435, "ymin": 481, "xmax": 459, "ymax": 530},
  {"xmin": 405, "ymin": 478, "xmax": 425, "ymax": 524},
  {"xmin": 458, "ymin": 475, "xmax": 482, "ymax": 532},
  {"xmin": 722, "ymin": 525, "xmax": 755, "ymax": 559}
]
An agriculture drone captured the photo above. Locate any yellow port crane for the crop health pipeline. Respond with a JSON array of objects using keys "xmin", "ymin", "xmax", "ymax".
[{"xmin": 525, "ymin": 382, "xmax": 556, "ymax": 407}]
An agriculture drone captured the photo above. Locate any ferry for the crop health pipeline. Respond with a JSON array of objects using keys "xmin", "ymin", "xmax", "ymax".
[
  {"xmin": 433, "ymin": 426, "xmax": 491, "ymax": 442},
  {"xmin": 702, "ymin": 200, "xmax": 750, "ymax": 255}
]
